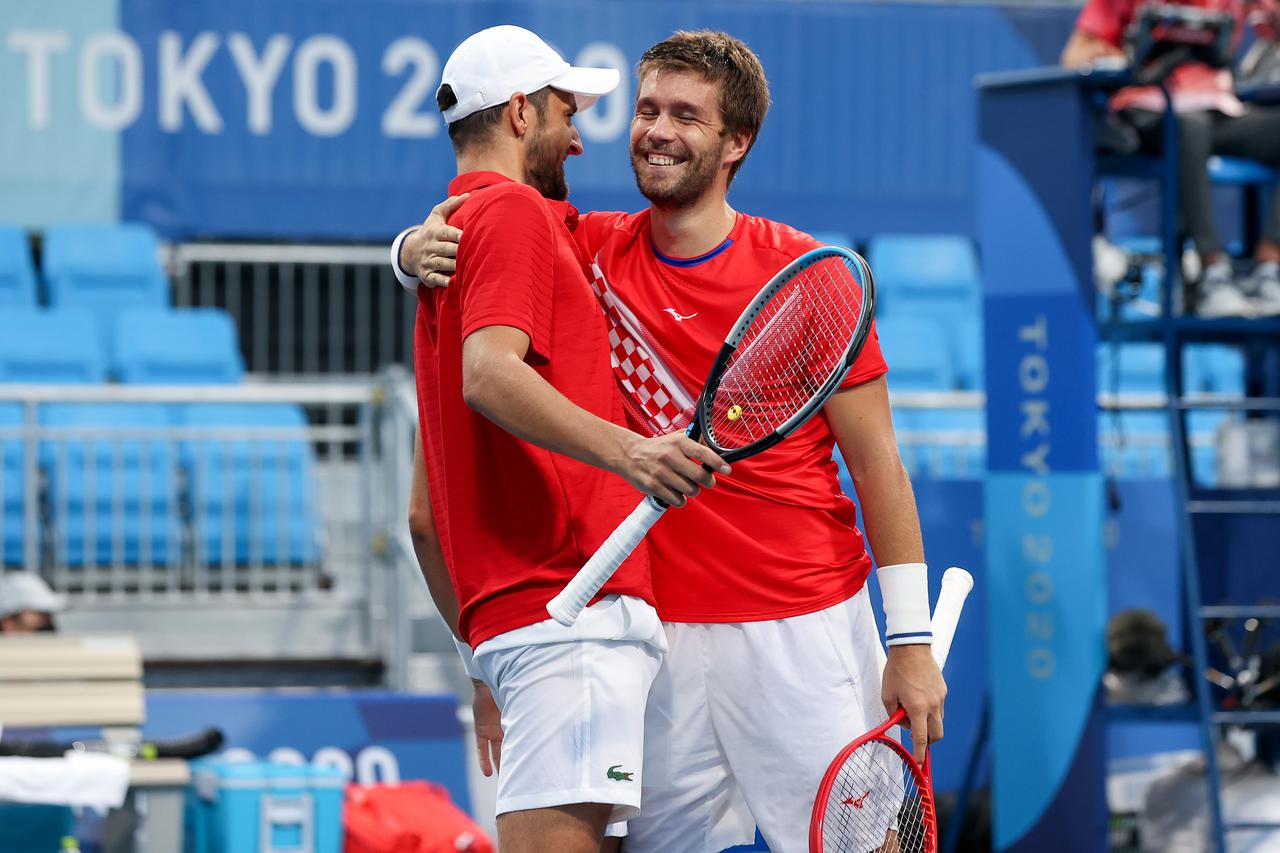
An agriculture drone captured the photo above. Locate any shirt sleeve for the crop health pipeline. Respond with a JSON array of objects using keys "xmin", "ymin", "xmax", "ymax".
[
  {"xmin": 457, "ymin": 188, "xmax": 557, "ymax": 361},
  {"xmin": 1076, "ymin": 0, "xmax": 1132, "ymax": 47},
  {"xmin": 841, "ymin": 320, "xmax": 889, "ymax": 389}
]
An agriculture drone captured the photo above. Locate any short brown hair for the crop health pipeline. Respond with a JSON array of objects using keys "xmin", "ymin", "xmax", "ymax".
[
  {"xmin": 436, "ymin": 84, "xmax": 553, "ymax": 154},
  {"xmin": 636, "ymin": 31, "xmax": 771, "ymax": 183}
]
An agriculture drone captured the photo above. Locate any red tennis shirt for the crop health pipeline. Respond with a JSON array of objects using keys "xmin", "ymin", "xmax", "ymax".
[
  {"xmin": 414, "ymin": 172, "xmax": 652, "ymax": 647},
  {"xmin": 576, "ymin": 209, "xmax": 887, "ymax": 623}
]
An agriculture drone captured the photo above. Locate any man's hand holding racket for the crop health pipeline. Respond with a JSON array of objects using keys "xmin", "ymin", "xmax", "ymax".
[
  {"xmin": 882, "ymin": 643, "xmax": 946, "ymax": 764},
  {"xmin": 611, "ymin": 430, "xmax": 730, "ymax": 508}
]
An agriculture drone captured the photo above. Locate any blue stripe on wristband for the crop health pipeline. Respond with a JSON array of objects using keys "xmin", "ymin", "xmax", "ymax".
[{"xmin": 886, "ymin": 631, "xmax": 934, "ymax": 641}]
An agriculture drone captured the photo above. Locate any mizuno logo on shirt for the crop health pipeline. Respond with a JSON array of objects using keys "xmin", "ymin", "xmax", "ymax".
[{"xmin": 662, "ymin": 308, "xmax": 698, "ymax": 322}]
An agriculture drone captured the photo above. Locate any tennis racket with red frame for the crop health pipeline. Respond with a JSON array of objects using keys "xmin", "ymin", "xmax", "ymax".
[
  {"xmin": 546, "ymin": 245, "xmax": 876, "ymax": 626},
  {"xmin": 809, "ymin": 566, "xmax": 975, "ymax": 853}
]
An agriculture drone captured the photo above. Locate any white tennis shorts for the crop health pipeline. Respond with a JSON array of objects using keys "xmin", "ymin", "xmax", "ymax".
[
  {"xmin": 474, "ymin": 596, "xmax": 666, "ymax": 826},
  {"xmin": 624, "ymin": 587, "xmax": 889, "ymax": 853}
]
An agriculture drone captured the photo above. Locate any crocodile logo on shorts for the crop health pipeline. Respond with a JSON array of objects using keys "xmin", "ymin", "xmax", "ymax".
[{"xmin": 607, "ymin": 764, "xmax": 634, "ymax": 782}]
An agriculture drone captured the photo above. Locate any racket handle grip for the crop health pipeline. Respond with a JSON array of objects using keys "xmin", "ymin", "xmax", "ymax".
[
  {"xmin": 546, "ymin": 497, "xmax": 668, "ymax": 626},
  {"xmin": 930, "ymin": 566, "xmax": 974, "ymax": 671}
]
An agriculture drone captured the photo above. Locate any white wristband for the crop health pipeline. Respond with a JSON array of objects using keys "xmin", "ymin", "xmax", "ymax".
[
  {"xmin": 391, "ymin": 226, "xmax": 421, "ymax": 292},
  {"xmin": 451, "ymin": 635, "xmax": 486, "ymax": 682},
  {"xmin": 877, "ymin": 562, "xmax": 933, "ymax": 646}
]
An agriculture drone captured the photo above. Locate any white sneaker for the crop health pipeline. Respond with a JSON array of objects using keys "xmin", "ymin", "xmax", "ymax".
[
  {"xmin": 1245, "ymin": 261, "xmax": 1280, "ymax": 317},
  {"xmin": 1197, "ymin": 260, "xmax": 1252, "ymax": 318}
]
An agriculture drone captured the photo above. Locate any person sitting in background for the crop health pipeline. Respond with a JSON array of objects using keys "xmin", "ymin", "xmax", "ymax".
[
  {"xmin": 1062, "ymin": 0, "xmax": 1280, "ymax": 317},
  {"xmin": 0, "ymin": 573, "xmax": 64, "ymax": 633}
]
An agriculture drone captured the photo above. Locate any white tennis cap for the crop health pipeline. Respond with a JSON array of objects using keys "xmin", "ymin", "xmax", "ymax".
[
  {"xmin": 438, "ymin": 25, "xmax": 620, "ymax": 124},
  {"xmin": 0, "ymin": 572, "xmax": 66, "ymax": 616}
]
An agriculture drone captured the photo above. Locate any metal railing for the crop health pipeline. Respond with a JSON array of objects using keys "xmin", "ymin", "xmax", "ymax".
[
  {"xmin": 0, "ymin": 378, "xmax": 415, "ymax": 676},
  {"xmin": 168, "ymin": 243, "xmax": 416, "ymax": 377}
]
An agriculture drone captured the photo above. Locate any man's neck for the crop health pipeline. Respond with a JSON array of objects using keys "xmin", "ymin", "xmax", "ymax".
[
  {"xmin": 456, "ymin": 147, "xmax": 523, "ymax": 186},
  {"xmin": 648, "ymin": 193, "xmax": 737, "ymax": 259}
]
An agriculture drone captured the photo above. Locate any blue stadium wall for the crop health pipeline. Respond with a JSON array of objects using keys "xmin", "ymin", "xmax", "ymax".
[{"xmin": 1, "ymin": 0, "xmax": 1076, "ymax": 241}]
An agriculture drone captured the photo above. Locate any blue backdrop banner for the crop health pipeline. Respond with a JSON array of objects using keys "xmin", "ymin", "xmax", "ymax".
[{"xmin": 1, "ymin": 0, "xmax": 1075, "ymax": 240}]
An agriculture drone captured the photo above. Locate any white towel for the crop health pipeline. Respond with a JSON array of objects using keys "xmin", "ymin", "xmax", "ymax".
[{"xmin": 0, "ymin": 752, "xmax": 131, "ymax": 808}]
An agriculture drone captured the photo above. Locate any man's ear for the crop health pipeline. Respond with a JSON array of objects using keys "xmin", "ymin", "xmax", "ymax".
[
  {"xmin": 723, "ymin": 129, "xmax": 752, "ymax": 169},
  {"xmin": 507, "ymin": 92, "xmax": 532, "ymax": 138}
]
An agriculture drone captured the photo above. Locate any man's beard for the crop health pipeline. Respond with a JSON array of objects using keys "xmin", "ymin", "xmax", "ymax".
[
  {"xmin": 524, "ymin": 126, "xmax": 569, "ymax": 201},
  {"xmin": 630, "ymin": 140, "xmax": 724, "ymax": 209}
]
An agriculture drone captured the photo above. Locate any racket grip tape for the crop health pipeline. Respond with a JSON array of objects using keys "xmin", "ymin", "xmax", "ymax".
[
  {"xmin": 546, "ymin": 497, "xmax": 669, "ymax": 626},
  {"xmin": 930, "ymin": 566, "xmax": 974, "ymax": 671}
]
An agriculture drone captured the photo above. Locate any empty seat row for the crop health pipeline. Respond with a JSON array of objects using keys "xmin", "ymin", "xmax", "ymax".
[
  {"xmin": 0, "ymin": 305, "xmax": 318, "ymax": 567},
  {"xmin": 0, "ymin": 308, "xmax": 243, "ymax": 384},
  {"xmin": 868, "ymin": 234, "xmax": 981, "ymax": 320},
  {"xmin": 0, "ymin": 223, "xmax": 167, "ymax": 301},
  {"xmin": 875, "ymin": 315, "xmax": 982, "ymax": 392},
  {"xmin": 1098, "ymin": 342, "xmax": 1246, "ymax": 395},
  {"xmin": 2, "ymin": 402, "xmax": 320, "ymax": 567}
]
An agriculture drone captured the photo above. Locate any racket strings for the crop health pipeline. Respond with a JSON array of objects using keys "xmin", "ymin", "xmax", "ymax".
[
  {"xmin": 706, "ymin": 254, "xmax": 867, "ymax": 450},
  {"xmin": 820, "ymin": 740, "xmax": 933, "ymax": 853}
]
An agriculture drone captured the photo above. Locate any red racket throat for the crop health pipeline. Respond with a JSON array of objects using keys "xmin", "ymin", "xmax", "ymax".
[{"xmin": 809, "ymin": 708, "xmax": 937, "ymax": 853}]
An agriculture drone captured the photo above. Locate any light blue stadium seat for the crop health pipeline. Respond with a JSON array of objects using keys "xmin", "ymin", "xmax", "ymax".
[
  {"xmin": 1187, "ymin": 410, "xmax": 1225, "ymax": 486},
  {"xmin": 867, "ymin": 234, "xmax": 981, "ymax": 318},
  {"xmin": 952, "ymin": 315, "xmax": 984, "ymax": 391},
  {"xmin": 114, "ymin": 308, "xmax": 245, "ymax": 384},
  {"xmin": 42, "ymin": 224, "xmax": 169, "ymax": 351},
  {"xmin": 40, "ymin": 404, "xmax": 177, "ymax": 566},
  {"xmin": 1100, "ymin": 411, "xmax": 1171, "ymax": 479},
  {"xmin": 1, "ymin": 404, "xmax": 25, "ymax": 566},
  {"xmin": 875, "ymin": 316, "xmax": 955, "ymax": 391},
  {"xmin": 1097, "ymin": 342, "xmax": 1166, "ymax": 395},
  {"xmin": 1184, "ymin": 345, "xmax": 1245, "ymax": 395},
  {"xmin": 0, "ymin": 310, "xmax": 106, "ymax": 384},
  {"xmin": 893, "ymin": 407, "xmax": 985, "ymax": 478},
  {"xmin": 179, "ymin": 404, "xmax": 320, "ymax": 566},
  {"xmin": 0, "ymin": 227, "xmax": 37, "ymax": 308}
]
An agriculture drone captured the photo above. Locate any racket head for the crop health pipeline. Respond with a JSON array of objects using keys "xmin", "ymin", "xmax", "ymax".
[
  {"xmin": 809, "ymin": 709, "xmax": 937, "ymax": 853},
  {"xmin": 697, "ymin": 246, "xmax": 876, "ymax": 460}
]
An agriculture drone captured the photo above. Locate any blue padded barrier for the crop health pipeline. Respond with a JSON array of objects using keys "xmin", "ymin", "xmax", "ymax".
[
  {"xmin": 114, "ymin": 308, "xmax": 245, "ymax": 384},
  {"xmin": 0, "ymin": 310, "xmax": 105, "ymax": 384},
  {"xmin": 179, "ymin": 404, "xmax": 321, "ymax": 566},
  {"xmin": 0, "ymin": 226, "xmax": 37, "ymax": 308},
  {"xmin": 39, "ymin": 403, "xmax": 177, "ymax": 566}
]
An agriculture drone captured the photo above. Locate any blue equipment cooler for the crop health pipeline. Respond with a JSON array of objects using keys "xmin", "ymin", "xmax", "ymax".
[{"xmin": 189, "ymin": 761, "xmax": 345, "ymax": 853}]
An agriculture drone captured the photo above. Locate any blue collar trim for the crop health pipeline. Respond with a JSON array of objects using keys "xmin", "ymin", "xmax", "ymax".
[{"xmin": 650, "ymin": 237, "xmax": 733, "ymax": 267}]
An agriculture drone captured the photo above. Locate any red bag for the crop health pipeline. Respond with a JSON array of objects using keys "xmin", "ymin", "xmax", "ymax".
[{"xmin": 344, "ymin": 781, "xmax": 494, "ymax": 853}]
